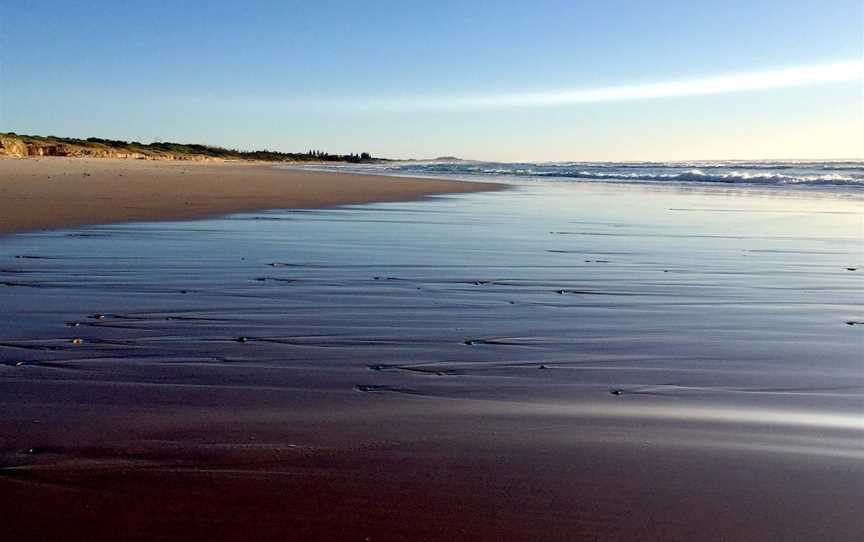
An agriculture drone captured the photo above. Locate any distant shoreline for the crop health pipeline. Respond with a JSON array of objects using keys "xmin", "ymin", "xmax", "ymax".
[
  {"xmin": 0, "ymin": 157, "xmax": 504, "ymax": 235},
  {"xmin": 0, "ymin": 132, "xmax": 385, "ymax": 163}
]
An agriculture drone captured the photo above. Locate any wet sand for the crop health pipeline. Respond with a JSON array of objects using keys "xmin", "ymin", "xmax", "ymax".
[
  {"xmin": 0, "ymin": 157, "xmax": 501, "ymax": 234},
  {"xmin": 1, "ymin": 181, "xmax": 862, "ymax": 541}
]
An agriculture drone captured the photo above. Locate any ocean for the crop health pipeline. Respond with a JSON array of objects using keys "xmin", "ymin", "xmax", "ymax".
[{"xmin": 294, "ymin": 159, "xmax": 864, "ymax": 189}]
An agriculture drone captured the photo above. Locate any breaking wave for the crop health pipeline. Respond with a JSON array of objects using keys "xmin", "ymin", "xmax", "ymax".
[
  {"xmin": 539, "ymin": 168, "xmax": 861, "ymax": 186},
  {"xmin": 294, "ymin": 160, "xmax": 864, "ymax": 188}
]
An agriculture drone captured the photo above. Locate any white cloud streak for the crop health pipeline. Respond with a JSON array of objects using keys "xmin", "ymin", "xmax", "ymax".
[{"xmin": 352, "ymin": 60, "xmax": 864, "ymax": 111}]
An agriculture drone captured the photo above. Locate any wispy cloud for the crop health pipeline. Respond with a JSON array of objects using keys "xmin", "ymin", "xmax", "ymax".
[{"xmin": 351, "ymin": 60, "xmax": 864, "ymax": 111}]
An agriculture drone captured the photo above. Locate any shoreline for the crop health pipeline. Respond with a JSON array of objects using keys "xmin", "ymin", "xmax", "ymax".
[{"xmin": 0, "ymin": 157, "xmax": 505, "ymax": 235}]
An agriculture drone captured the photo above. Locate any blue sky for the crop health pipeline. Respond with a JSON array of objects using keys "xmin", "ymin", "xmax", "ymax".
[{"xmin": 2, "ymin": 0, "xmax": 861, "ymax": 160}]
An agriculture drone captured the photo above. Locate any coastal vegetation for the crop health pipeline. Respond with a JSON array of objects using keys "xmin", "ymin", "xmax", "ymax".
[{"xmin": 0, "ymin": 132, "xmax": 377, "ymax": 163}]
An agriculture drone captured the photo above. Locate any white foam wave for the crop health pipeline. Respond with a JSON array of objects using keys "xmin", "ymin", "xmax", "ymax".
[{"xmin": 548, "ymin": 169, "xmax": 862, "ymax": 186}]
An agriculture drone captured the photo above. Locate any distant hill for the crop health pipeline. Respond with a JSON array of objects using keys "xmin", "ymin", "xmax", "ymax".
[{"xmin": 0, "ymin": 133, "xmax": 379, "ymax": 163}]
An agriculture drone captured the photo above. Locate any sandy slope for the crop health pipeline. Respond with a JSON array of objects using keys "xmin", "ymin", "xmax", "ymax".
[{"xmin": 0, "ymin": 157, "xmax": 502, "ymax": 234}]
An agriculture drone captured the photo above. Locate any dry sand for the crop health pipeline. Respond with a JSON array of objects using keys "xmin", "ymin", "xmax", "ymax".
[{"xmin": 0, "ymin": 157, "xmax": 502, "ymax": 234}]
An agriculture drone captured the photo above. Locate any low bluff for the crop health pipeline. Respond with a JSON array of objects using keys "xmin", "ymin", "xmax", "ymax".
[{"xmin": 0, "ymin": 135, "xmax": 219, "ymax": 161}]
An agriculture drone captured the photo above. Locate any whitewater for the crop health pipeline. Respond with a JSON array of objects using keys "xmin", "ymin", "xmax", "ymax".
[{"xmin": 299, "ymin": 160, "xmax": 864, "ymax": 189}]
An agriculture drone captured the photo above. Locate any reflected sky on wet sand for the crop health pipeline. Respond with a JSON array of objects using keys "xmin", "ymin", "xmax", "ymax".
[{"xmin": 1, "ymin": 181, "xmax": 862, "ymax": 540}]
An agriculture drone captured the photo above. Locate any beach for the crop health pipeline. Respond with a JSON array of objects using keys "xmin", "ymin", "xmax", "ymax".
[
  {"xmin": 0, "ymin": 158, "xmax": 500, "ymax": 235},
  {"xmin": 1, "ymin": 165, "xmax": 862, "ymax": 541}
]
